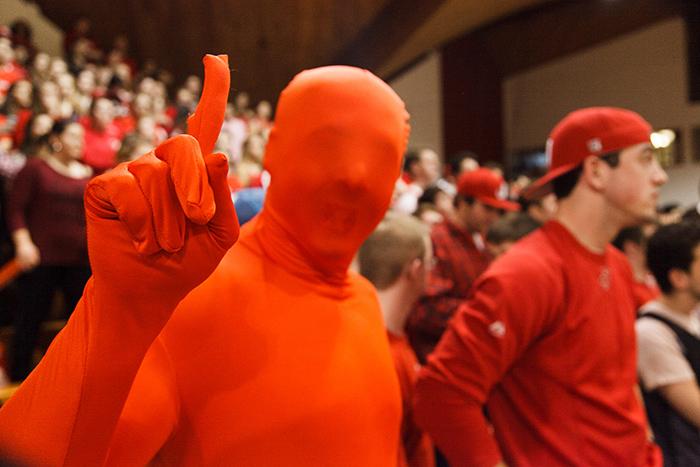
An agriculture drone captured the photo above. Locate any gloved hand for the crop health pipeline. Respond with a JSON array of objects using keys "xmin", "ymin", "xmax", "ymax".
[{"xmin": 85, "ymin": 54, "xmax": 238, "ymax": 315}]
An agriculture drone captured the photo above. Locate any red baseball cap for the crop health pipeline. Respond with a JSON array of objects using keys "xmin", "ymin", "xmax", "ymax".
[
  {"xmin": 457, "ymin": 168, "xmax": 519, "ymax": 211},
  {"xmin": 524, "ymin": 107, "xmax": 652, "ymax": 199}
]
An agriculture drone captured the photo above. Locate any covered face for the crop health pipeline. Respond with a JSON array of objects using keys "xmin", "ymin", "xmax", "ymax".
[{"xmin": 263, "ymin": 66, "xmax": 409, "ymax": 275}]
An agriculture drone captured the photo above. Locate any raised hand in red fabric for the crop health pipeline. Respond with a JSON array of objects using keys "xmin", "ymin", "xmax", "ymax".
[
  {"xmin": 0, "ymin": 54, "xmax": 238, "ymax": 467},
  {"xmin": 85, "ymin": 131, "xmax": 239, "ymax": 313}
]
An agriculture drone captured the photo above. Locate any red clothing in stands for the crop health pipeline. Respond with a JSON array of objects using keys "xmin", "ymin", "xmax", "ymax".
[
  {"xmin": 414, "ymin": 221, "xmax": 660, "ymax": 467},
  {"xmin": 11, "ymin": 108, "xmax": 31, "ymax": 149},
  {"xmin": 407, "ymin": 220, "xmax": 491, "ymax": 362},
  {"xmin": 0, "ymin": 62, "xmax": 26, "ymax": 97},
  {"xmin": 113, "ymin": 114, "xmax": 135, "ymax": 135},
  {"xmin": 81, "ymin": 120, "xmax": 122, "ymax": 172},
  {"xmin": 388, "ymin": 332, "xmax": 435, "ymax": 467},
  {"xmin": 7, "ymin": 157, "xmax": 90, "ymax": 265}
]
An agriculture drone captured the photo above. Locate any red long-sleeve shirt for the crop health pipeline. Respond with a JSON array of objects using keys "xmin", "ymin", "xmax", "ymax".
[
  {"xmin": 414, "ymin": 221, "xmax": 660, "ymax": 467},
  {"xmin": 407, "ymin": 220, "xmax": 491, "ymax": 362}
]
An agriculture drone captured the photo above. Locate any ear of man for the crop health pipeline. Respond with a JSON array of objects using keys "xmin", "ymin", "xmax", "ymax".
[
  {"xmin": 580, "ymin": 155, "xmax": 614, "ymax": 193},
  {"xmin": 668, "ymin": 268, "xmax": 690, "ymax": 292},
  {"xmin": 404, "ymin": 257, "xmax": 423, "ymax": 282}
]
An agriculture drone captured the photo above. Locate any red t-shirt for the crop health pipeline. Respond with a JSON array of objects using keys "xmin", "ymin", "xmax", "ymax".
[
  {"xmin": 81, "ymin": 120, "xmax": 122, "ymax": 172},
  {"xmin": 414, "ymin": 221, "xmax": 660, "ymax": 467},
  {"xmin": 113, "ymin": 115, "xmax": 135, "ymax": 136},
  {"xmin": 388, "ymin": 332, "xmax": 435, "ymax": 467}
]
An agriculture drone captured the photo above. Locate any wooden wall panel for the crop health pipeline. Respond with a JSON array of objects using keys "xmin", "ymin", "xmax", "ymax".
[{"xmin": 32, "ymin": 0, "xmax": 390, "ymax": 101}]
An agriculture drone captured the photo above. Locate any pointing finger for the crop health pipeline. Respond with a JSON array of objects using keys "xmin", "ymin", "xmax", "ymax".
[{"xmin": 187, "ymin": 54, "xmax": 230, "ymax": 155}]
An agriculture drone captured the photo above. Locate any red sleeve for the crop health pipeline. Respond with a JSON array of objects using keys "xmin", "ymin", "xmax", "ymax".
[
  {"xmin": 0, "ymin": 278, "xmax": 180, "ymax": 466},
  {"xmin": 414, "ymin": 252, "xmax": 562, "ymax": 467},
  {"xmin": 407, "ymin": 253, "xmax": 467, "ymax": 362},
  {"xmin": 389, "ymin": 336, "xmax": 436, "ymax": 467},
  {"xmin": 104, "ymin": 338, "xmax": 179, "ymax": 465},
  {"xmin": 6, "ymin": 160, "xmax": 37, "ymax": 232}
]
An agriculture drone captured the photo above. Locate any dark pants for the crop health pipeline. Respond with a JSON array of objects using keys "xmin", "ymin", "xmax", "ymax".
[{"xmin": 8, "ymin": 264, "xmax": 90, "ymax": 381}]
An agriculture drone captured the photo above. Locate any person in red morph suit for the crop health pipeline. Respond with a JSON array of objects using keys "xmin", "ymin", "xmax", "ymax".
[
  {"xmin": 414, "ymin": 108, "xmax": 668, "ymax": 467},
  {"xmin": 0, "ymin": 56, "xmax": 410, "ymax": 467}
]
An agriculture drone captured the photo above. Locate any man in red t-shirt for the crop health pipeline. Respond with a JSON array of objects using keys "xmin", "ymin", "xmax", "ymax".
[
  {"xmin": 407, "ymin": 168, "xmax": 518, "ymax": 362},
  {"xmin": 359, "ymin": 213, "xmax": 436, "ymax": 467},
  {"xmin": 414, "ymin": 107, "xmax": 668, "ymax": 467}
]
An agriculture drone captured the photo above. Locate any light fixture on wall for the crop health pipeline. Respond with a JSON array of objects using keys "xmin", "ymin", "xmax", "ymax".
[
  {"xmin": 650, "ymin": 129, "xmax": 676, "ymax": 149},
  {"xmin": 651, "ymin": 128, "xmax": 681, "ymax": 167}
]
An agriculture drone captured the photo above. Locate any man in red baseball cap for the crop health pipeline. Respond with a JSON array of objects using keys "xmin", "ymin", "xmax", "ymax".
[
  {"xmin": 407, "ymin": 167, "xmax": 518, "ymax": 363},
  {"xmin": 415, "ymin": 107, "xmax": 668, "ymax": 466}
]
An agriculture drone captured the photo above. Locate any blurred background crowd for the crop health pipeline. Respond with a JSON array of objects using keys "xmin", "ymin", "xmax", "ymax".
[{"xmin": 0, "ymin": 17, "xmax": 276, "ymax": 383}]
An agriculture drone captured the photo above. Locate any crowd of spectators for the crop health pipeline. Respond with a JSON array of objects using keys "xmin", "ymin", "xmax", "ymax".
[{"xmin": 0, "ymin": 18, "xmax": 272, "ymax": 383}]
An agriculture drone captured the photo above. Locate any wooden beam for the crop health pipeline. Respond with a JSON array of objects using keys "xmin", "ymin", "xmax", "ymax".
[
  {"xmin": 332, "ymin": 0, "xmax": 448, "ymax": 71},
  {"xmin": 684, "ymin": 0, "xmax": 700, "ymax": 101}
]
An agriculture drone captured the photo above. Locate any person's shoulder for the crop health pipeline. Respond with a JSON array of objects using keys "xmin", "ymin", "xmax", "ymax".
[
  {"xmin": 348, "ymin": 270, "xmax": 380, "ymax": 298},
  {"xmin": 16, "ymin": 156, "xmax": 45, "ymax": 175},
  {"xmin": 636, "ymin": 315, "xmax": 671, "ymax": 339},
  {"xmin": 429, "ymin": 220, "xmax": 451, "ymax": 236},
  {"xmin": 488, "ymin": 227, "xmax": 562, "ymax": 281},
  {"xmin": 637, "ymin": 304, "xmax": 678, "ymax": 343},
  {"xmin": 23, "ymin": 156, "xmax": 44, "ymax": 168},
  {"xmin": 607, "ymin": 243, "xmax": 631, "ymax": 267}
]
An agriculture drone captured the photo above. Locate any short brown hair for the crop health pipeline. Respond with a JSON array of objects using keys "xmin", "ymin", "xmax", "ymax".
[{"xmin": 358, "ymin": 213, "xmax": 429, "ymax": 290}]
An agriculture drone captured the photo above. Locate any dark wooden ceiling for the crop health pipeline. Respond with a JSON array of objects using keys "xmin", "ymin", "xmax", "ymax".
[{"xmin": 30, "ymin": 0, "xmax": 546, "ymax": 101}]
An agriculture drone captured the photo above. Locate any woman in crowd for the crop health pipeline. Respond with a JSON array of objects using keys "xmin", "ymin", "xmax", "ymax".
[{"xmin": 6, "ymin": 120, "xmax": 92, "ymax": 381}]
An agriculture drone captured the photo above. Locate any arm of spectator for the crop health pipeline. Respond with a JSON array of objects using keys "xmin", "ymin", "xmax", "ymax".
[
  {"xmin": 0, "ymin": 55, "xmax": 237, "ymax": 467},
  {"xmin": 6, "ymin": 161, "xmax": 39, "ymax": 270},
  {"xmin": 11, "ymin": 228, "xmax": 39, "ymax": 270},
  {"xmin": 103, "ymin": 338, "xmax": 180, "ymax": 465},
  {"xmin": 658, "ymin": 380, "xmax": 700, "ymax": 429},
  {"xmin": 414, "ymin": 257, "xmax": 560, "ymax": 467}
]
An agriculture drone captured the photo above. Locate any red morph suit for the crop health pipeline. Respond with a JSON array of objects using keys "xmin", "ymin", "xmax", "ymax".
[{"xmin": 0, "ymin": 55, "xmax": 410, "ymax": 467}]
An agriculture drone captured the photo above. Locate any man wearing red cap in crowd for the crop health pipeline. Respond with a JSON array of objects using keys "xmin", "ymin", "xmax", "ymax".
[
  {"xmin": 407, "ymin": 168, "xmax": 518, "ymax": 362},
  {"xmin": 414, "ymin": 107, "xmax": 668, "ymax": 467}
]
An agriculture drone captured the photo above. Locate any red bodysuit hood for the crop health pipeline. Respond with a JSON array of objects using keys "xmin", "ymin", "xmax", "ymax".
[{"xmin": 256, "ymin": 66, "xmax": 410, "ymax": 284}]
